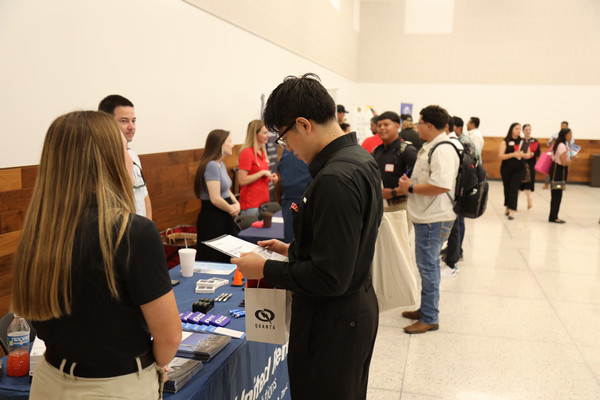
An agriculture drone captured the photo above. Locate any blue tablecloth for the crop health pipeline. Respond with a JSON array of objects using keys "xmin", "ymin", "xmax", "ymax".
[
  {"xmin": 0, "ymin": 267, "xmax": 290, "ymax": 400},
  {"xmin": 238, "ymin": 211, "xmax": 284, "ymax": 244}
]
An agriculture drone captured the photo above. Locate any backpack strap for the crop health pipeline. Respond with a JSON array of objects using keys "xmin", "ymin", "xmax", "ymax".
[{"xmin": 427, "ymin": 140, "xmax": 462, "ymax": 203}]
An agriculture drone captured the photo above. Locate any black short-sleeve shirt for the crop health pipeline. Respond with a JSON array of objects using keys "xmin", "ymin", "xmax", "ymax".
[
  {"xmin": 33, "ymin": 212, "xmax": 173, "ymax": 366},
  {"xmin": 372, "ymin": 137, "xmax": 418, "ymax": 193}
]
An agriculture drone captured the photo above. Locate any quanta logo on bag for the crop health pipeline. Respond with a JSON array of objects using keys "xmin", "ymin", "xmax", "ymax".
[{"xmin": 255, "ymin": 308, "xmax": 276, "ymax": 329}]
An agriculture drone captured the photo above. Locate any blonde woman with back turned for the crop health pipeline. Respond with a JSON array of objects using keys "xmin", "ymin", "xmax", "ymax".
[
  {"xmin": 12, "ymin": 111, "xmax": 181, "ymax": 399},
  {"xmin": 237, "ymin": 120, "xmax": 278, "ymax": 218}
]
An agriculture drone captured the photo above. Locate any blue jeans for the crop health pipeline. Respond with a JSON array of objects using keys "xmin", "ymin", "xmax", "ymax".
[
  {"xmin": 413, "ymin": 221, "xmax": 454, "ymax": 324},
  {"xmin": 240, "ymin": 207, "xmax": 260, "ymax": 219}
]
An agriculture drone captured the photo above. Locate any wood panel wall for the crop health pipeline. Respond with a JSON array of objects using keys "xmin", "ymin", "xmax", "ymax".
[
  {"xmin": 481, "ymin": 138, "xmax": 600, "ymax": 183},
  {"xmin": 0, "ymin": 145, "xmax": 242, "ymax": 318},
  {"xmin": 0, "ymin": 138, "xmax": 599, "ymax": 318}
]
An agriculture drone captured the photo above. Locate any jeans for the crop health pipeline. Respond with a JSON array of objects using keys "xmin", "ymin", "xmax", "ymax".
[
  {"xmin": 240, "ymin": 207, "xmax": 260, "ymax": 219},
  {"xmin": 445, "ymin": 215, "xmax": 464, "ymax": 267},
  {"xmin": 413, "ymin": 221, "xmax": 454, "ymax": 324}
]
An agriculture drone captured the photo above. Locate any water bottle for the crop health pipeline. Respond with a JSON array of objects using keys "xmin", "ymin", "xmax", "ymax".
[{"xmin": 6, "ymin": 315, "xmax": 30, "ymax": 377}]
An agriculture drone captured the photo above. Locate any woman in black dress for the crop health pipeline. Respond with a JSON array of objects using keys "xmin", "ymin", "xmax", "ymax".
[
  {"xmin": 498, "ymin": 122, "xmax": 533, "ymax": 220},
  {"xmin": 194, "ymin": 130, "xmax": 241, "ymax": 262},
  {"xmin": 519, "ymin": 123, "xmax": 541, "ymax": 209}
]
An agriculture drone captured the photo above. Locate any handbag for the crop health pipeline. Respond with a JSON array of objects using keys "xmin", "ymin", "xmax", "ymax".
[
  {"xmin": 245, "ymin": 285, "xmax": 292, "ymax": 345},
  {"xmin": 550, "ymin": 162, "xmax": 566, "ymax": 191},
  {"xmin": 371, "ymin": 209, "xmax": 419, "ymax": 313},
  {"xmin": 534, "ymin": 151, "xmax": 553, "ymax": 175},
  {"xmin": 160, "ymin": 225, "xmax": 197, "ymax": 269}
]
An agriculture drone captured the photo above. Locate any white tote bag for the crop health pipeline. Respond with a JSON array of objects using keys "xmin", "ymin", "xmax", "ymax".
[
  {"xmin": 245, "ymin": 287, "xmax": 292, "ymax": 345},
  {"xmin": 371, "ymin": 209, "xmax": 419, "ymax": 313}
]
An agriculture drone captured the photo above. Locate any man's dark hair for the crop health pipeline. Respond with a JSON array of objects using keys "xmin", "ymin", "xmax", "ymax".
[
  {"xmin": 263, "ymin": 73, "xmax": 336, "ymax": 133},
  {"xmin": 370, "ymin": 116, "xmax": 378, "ymax": 124},
  {"xmin": 98, "ymin": 95, "xmax": 134, "ymax": 115},
  {"xmin": 470, "ymin": 117, "xmax": 480, "ymax": 128},
  {"xmin": 420, "ymin": 105, "xmax": 450, "ymax": 131},
  {"xmin": 561, "ymin": 121, "xmax": 569, "ymax": 126},
  {"xmin": 447, "ymin": 115, "xmax": 454, "ymax": 133},
  {"xmin": 452, "ymin": 116, "xmax": 464, "ymax": 128},
  {"xmin": 400, "ymin": 113, "xmax": 412, "ymax": 122},
  {"xmin": 377, "ymin": 111, "xmax": 401, "ymax": 124}
]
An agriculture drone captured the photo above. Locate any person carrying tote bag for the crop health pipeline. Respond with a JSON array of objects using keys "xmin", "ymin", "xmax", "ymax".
[{"xmin": 548, "ymin": 128, "xmax": 573, "ymax": 224}]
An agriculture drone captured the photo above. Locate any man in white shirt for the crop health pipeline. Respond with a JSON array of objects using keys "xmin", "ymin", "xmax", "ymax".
[
  {"xmin": 397, "ymin": 105, "xmax": 459, "ymax": 334},
  {"xmin": 99, "ymin": 95, "xmax": 152, "ymax": 220},
  {"xmin": 466, "ymin": 116, "xmax": 484, "ymax": 155}
]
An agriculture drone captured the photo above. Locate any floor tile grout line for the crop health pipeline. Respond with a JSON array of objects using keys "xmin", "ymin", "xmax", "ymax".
[{"xmin": 397, "ymin": 329, "xmax": 412, "ymax": 400}]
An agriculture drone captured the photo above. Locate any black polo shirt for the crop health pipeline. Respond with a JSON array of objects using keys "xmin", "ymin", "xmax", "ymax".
[
  {"xmin": 264, "ymin": 132, "xmax": 383, "ymax": 296},
  {"xmin": 372, "ymin": 137, "xmax": 417, "ymax": 192}
]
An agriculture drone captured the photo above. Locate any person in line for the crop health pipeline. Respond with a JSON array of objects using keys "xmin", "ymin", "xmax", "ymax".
[
  {"xmin": 400, "ymin": 119, "xmax": 423, "ymax": 151},
  {"xmin": 372, "ymin": 111, "xmax": 417, "ymax": 212},
  {"xmin": 397, "ymin": 105, "xmax": 460, "ymax": 334},
  {"xmin": 548, "ymin": 128, "xmax": 573, "ymax": 223},
  {"xmin": 238, "ymin": 120, "xmax": 278, "ymax": 219},
  {"xmin": 232, "ymin": 73, "xmax": 383, "ymax": 400},
  {"xmin": 519, "ymin": 124, "xmax": 541, "ymax": 209},
  {"xmin": 498, "ymin": 123, "xmax": 532, "ymax": 220},
  {"xmin": 544, "ymin": 121, "xmax": 571, "ymax": 189},
  {"xmin": 336, "ymin": 104, "xmax": 349, "ymax": 125},
  {"xmin": 440, "ymin": 115, "xmax": 464, "ymax": 278},
  {"xmin": 12, "ymin": 111, "xmax": 181, "ymax": 399},
  {"xmin": 340, "ymin": 122, "xmax": 352, "ymax": 133},
  {"xmin": 277, "ymin": 148, "xmax": 312, "ymax": 243},
  {"xmin": 466, "ymin": 116, "xmax": 484, "ymax": 156},
  {"xmin": 194, "ymin": 129, "xmax": 241, "ymax": 262},
  {"xmin": 99, "ymin": 95, "xmax": 152, "ymax": 219},
  {"xmin": 440, "ymin": 116, "xmax": 479, "ymax": 274},
  {"xmin": 361, "ymin": 115, "xmax": 382, "ymax": 153}
]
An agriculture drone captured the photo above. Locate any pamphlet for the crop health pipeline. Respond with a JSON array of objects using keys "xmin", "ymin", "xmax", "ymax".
[
  {"xmin": 176, "ymin": 331, "xmax": 231, "ymax": 361},
  {"xmin": 193, "ymin": 261, "xmax": 237, "ymax": 275},
  {"xmin": 163, "ymin": 357, "xmax": 203, "ymax": 393},
  {"xmin": 569, "ymin": 143, "xmax": 581, "ymax": 158},
  {"xmin": 202, "ymin": 234, "xmax": 289, "ymax": 262}
]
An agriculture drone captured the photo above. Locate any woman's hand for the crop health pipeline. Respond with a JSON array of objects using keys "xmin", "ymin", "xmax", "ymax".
[
  {"xmin": 258, "ymin": 239, "xmax": 289, "ymax": 257},
  {"xmin": 270, "ymin": 173, "xmax": 279, "ymax": 184},
  {"xmin": 229, "ymin": 203, "xmax": 240, "ymax": 216}
]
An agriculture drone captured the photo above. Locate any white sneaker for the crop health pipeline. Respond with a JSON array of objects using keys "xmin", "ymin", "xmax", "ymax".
[{"xmin": 441, "ymin": 263, "xmax": 458, "ymax": 278}]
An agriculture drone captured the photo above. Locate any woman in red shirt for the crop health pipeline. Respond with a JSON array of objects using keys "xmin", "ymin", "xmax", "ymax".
[{"xmin": 238, "ymin": 120, "xmax": 278, "ymax": 217}]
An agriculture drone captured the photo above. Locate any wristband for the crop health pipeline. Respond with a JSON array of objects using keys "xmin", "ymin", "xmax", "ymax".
[
  {"xmin": 391, "ymin": 188, "xmax": 397, "ymax": 197},
  {"xmin": 408, "ymin": 184, "xmax": 414, "ymax": 194}
]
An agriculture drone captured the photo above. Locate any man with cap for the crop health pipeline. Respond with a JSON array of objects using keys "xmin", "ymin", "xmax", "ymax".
[{"xmin": 337, "ymin": 104, "xmax": 348, "ymax": 125}]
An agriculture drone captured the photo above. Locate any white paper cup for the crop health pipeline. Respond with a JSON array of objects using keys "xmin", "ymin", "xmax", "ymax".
[{"xmin": 179, "ymin": 248, "xmax": 196, "ymax": 277}]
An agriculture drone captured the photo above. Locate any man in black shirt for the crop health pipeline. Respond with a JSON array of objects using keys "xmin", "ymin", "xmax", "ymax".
[
  {"xmin": 372, "ymin": 111, "xmax": 418, "ymax": 211},
  {"xmin": 232, "ymin": 73, "xmax": 383, "ymax": 400}
]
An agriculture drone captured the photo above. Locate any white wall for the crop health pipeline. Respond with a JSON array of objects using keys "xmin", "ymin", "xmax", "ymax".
[
  {"xmin": 183, "ymin": 0, "xmax": 361, "ymax": 80},
  {"xmin": 358, "ymin": 83, "xmax": 600, "ymax": 139},
  {"xmin": 0, "ymin": 0, "xmax": 358, "ymax": 168},
  {"xmin": 1, "ymin": 0, "xmax": 598, "ymax": 169}
]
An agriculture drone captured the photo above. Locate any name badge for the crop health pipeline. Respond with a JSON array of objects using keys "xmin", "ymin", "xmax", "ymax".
[{"xmin": 384, "ymin": 163, "xmax": 394, "ymax": 172}]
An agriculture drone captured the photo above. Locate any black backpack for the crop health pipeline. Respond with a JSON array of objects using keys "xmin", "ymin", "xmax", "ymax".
[{"xmin": 428, "ymin": 139, "xmax": 488, "ymax": 219}]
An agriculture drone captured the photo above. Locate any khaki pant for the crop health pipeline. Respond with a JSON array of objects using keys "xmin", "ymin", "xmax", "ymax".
[{"xmin": 30, "ymin": 357, "xmax": 164, "ymax": 400}]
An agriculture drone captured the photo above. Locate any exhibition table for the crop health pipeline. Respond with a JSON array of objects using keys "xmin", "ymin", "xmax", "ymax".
[
  {"xmin": 238, "ymin": 211, "xmax": 284, "ymax": 244},
  {"xmin": 0, "ymin": 266, "xmax": 291, "ymax": 400}
]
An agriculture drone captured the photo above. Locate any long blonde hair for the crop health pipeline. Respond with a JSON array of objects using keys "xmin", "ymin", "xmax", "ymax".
[
  {"xmin": 12, "ymin": 111, "xmax": 135, "ymax": 321},
  {"xmin": 242, "ymin": 120, "xmax": 268, "ymax": 166}
]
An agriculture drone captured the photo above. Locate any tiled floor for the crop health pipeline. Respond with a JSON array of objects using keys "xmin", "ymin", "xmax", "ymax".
[{"xmin": 367, "ymin": 180, "xmax": 600, "ymax": 400}]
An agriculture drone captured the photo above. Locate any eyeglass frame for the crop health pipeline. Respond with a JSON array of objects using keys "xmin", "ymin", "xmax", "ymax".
[{"xmin": 275, "ymin": 120, "xmax": 296, "ymax": 150}]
